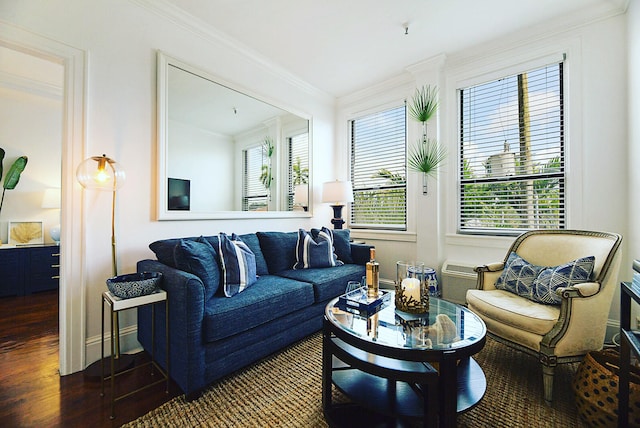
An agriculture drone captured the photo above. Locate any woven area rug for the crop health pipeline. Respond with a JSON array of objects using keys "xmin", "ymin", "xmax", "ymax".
[{"xmin": 123, "ymin": 333, "xmax": 588, "ymax": 427}]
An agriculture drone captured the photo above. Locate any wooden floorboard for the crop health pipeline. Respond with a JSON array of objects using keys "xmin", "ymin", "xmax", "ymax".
[{"xmin": 0, "ymin": 290, "xmax": 180, "ymax": 427}]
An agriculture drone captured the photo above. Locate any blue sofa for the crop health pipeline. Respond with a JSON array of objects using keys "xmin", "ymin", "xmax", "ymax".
[{"xmin": 137, "ymin": 229, "xmax": 371, "ymax": 399}]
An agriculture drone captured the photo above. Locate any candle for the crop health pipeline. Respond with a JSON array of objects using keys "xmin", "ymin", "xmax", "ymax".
[{"xmin": 401, "ymin": 277, "xmax": 421, "ymax": 302}]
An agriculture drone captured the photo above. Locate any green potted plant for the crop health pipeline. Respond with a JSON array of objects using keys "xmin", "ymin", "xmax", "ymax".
[
  {"xmin": 0, "ymin": 148, "xmax": 28, "ymax": 216},
  {"xmin": 407, "ymin": 85, "xmax": 447, "ymax": 194},
  {"xmin": 292, "ymin": 157, "xmax": 308, "ymax": 186}
]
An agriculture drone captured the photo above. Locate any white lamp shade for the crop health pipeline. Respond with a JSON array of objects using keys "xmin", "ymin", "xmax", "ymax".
[
  {"xmin": 76, "ymin": 154, "xmax": 125, "ymax": 192},
  {"xmin": 41, "ymin": 188, "xmax": 61, "ymax": 209},
  {"xmin": 293, "ymin": 184, "xmax": 308, "ymax": 205},
  {"xmin": 322, "ymin": 180, "xmax": 354, "ymax": 204}
]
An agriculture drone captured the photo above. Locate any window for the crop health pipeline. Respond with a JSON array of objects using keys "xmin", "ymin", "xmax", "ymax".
[
  {"xmin": 459, "ymin": 62, "xmax": 565, "ymax": 235},
  {"xmin": 288, "ymin": 132, "xmax": 309, "ymax": 210},
  {"xmin": 243, "ymin": 144, "xmax": 269, "ymax": 211},
  {"xmin": 350, "ymin": 105, "xmax": 407, "ymax": 230}
]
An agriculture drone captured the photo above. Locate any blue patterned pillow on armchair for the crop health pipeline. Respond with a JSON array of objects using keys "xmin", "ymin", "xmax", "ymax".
[
  {"xmin": 496, "ymin": 252, "xmax": 595, "ymax": 305},
  {"xmin": 495, "ymin": 252, "xmax": 543, "ymax": 299},
  {"xmin": 532, "ymin": 256, "xmax": 595, "ymax": 304}
]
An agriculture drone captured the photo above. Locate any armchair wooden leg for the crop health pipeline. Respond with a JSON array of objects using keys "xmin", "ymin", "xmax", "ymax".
[{"xmin": 542, "ymin": 364, "xmax": 555, "ymax": 404}]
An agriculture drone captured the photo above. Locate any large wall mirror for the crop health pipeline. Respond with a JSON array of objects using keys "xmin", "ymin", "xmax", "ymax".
[{"xmin": 157, "ymin": 51, "xmax": 312, "ymax": 220}]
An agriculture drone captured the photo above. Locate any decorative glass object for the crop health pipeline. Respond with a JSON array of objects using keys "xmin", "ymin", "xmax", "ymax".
[
  {"xmin": 395, "ymin": 261, "xmax": 429, "ymax": 313},
  {"xmin": 425, "ymin": 267, "xmax": 440, "ymax": 297}
]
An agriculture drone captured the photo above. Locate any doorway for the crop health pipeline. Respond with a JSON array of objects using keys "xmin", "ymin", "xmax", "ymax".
[{"xmin": 0, "ymin": 23, "xmax": 87, "ymax": 376}]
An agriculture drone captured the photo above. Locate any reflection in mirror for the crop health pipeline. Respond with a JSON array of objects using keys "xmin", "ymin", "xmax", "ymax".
[{"xmin": 157, "ymin": 52, "xmax": 311, "ymax": 220}]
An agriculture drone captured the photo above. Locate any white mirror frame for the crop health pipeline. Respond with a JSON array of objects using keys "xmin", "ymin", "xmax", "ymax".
[{"xmin": 156, "ymin": 51, "xmax": 313, "ymax": 220}]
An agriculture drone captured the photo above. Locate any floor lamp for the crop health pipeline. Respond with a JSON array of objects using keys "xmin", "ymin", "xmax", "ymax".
[{"xmin": 76, "ymin": 154, "xmax": 131, "ymax": 378}]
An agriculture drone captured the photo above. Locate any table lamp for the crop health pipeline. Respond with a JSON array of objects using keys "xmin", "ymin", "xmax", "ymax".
[
  {"xmin": 41, "ymin": 188, "xmax": 61, "ymax": 244},
  {"xmin": 322, "ymin": 180, "xmax": 353, "ymax": 229}
]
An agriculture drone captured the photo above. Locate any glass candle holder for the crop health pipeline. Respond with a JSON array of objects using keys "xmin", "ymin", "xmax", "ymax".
[{"xmin": 395, "ymin": 261, "xmax": 429, "ymax": 313}]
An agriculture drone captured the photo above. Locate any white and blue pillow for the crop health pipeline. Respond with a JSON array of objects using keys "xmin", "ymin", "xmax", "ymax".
[
  {"xmin": 495, "ymin": 251, "xmax": 595, "ymax": 305},
  {"xmin": 533, "ymin": 256, "xmax": 595, "ymax": 304},
  {"xmin": 293, "ymin": 227, "xmax": 343, "ymax": 270},
  {"xmin": 218, "ymin": 233, "xmax": 257, "ymax": 297},
  {"xmin": 495, "ymin": 252, "xmax": 543, "ymax": 298}
]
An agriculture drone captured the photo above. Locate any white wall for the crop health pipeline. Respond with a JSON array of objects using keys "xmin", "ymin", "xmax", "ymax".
[
  {"xmin": 0, "ymin": 69, "xmax": 62, "ymax": 245},
  {"xmin": 168, "ymin": 121, "xmax": 234, "ymax": 212},
  {"xmin": 1, "ymin": 0, "xmax": 336, "ymax": 370}
]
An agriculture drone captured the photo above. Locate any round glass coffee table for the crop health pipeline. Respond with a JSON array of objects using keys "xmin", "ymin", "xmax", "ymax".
[{"xmin": 322, "ymin": 291, "xmax": 486, "ymax": 427}]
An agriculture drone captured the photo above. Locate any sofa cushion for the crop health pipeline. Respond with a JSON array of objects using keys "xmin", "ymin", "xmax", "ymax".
[
  {"xmin": 198, "ymin": 234, "xmax": 269, "ymax": 277},
  {"xmin": 466, "ymin": 289, "xmax": 560, "ymax": 336},
  {"xmin": 149, "ymin": 238, "xmax": 182, "ymax": 268},
  {"xmin": 533, "ymin": 256, "xmax": 595, "ymax": 304},
  {"xmin": 173, "ymin": 238, "xmax": 220, "ymax": 300},
  {"xmin": 202, "ymin": 275, "xmax": 315, "ymax": 342},
  {"xmin": 277, "ymin": 263, "xmax": 365, "ymax": 302},
  {"xmin": 294, "ymin": 227, "xmax": 343, "ymax": 269},
  {"xmin": 237, "ymin": 233, "xmax": 269, "ymax": 276},
  {"xmin": 218, "ymin": 233, "xmax": 257, "ymax": 297},
  {"xmin": 313, "ymin": 228, "xmax": 353, "ymax": 264},
  {"xmin": 257, "ymin": 231, "xmax": 298, "ymax": 273}
]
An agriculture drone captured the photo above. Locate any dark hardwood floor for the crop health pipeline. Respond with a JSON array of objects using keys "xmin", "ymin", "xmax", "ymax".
[{"xmin": 0, "ymin": 290, "xmax": 181, "ymax": 427}]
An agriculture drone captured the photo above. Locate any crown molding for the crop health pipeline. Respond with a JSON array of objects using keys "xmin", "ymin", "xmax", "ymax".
[
  {"xmin": 444, "ymin": 0, "xmax": 627, "ymax": 70},
  {"xmin": 129, "ymin": 0, "xmax": 332, "ymax": 103},
  {"xmin": 0, "ymin": 69, "xmax": 62, "ymax": 99},
  {"xmin": 337, "ymin": 72, "xmax": 415, "ymax": 108}
]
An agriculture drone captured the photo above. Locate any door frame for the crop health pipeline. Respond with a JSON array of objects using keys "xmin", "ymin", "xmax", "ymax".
[{"xmin": 0, "ymin": 22, "xmax": 87, "ymax": 375}]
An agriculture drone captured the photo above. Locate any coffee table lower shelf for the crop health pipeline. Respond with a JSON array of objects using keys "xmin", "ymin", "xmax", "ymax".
[{"xmin": 323, "ymin": 341, "xmax": 486, "ymax": 427}]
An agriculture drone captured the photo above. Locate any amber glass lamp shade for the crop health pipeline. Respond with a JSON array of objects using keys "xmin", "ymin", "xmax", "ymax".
[{"xmin": 76, "ymin": 154, "xmax": 126, "ymax": 191}]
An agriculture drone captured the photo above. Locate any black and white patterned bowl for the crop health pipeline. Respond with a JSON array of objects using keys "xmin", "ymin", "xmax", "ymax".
[{"xmin": 106, "ymin": 272, "xmax": 162, "ymax": 299}]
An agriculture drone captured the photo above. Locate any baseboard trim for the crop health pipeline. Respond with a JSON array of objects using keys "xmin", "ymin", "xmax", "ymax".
[{"xmin": 84, "ymin": 325, "xmax": 143, "ymax": 369}]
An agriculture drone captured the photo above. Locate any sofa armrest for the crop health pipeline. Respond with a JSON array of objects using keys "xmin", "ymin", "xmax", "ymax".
[
  {"xmin": 137, "ymin": 259, "xmax": 207, "ymax": 397},
  {"xmin": 350, "ymin": 243, "xmax": 375, "ymax": 265},
  {"xmin": 474, "ymin": 262, "xmax": 504, "ymax": 290}
]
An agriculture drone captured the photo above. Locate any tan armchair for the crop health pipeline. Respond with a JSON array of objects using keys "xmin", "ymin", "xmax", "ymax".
[{"xmin": 466, "ymin": 229, "xmax": 622, "ymax": 404}]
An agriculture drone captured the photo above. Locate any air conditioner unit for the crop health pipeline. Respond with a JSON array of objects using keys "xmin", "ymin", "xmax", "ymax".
[{"xmin": 441, "ymin": 261, "xmax": 477, "ymax": 305}]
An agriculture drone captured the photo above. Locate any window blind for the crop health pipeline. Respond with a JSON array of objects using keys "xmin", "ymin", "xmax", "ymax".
[
  {"xmin": 288, "ymin": 132, "xmax": 309, "ymax": 210},
  {"xmin": 243, "ymin": 144, "xmax": 268, "ymax": 211},
  {"xmin": 350, "ymin": 105, "xmax": 406, "ymax": 230},
  {"xmin": 459, "ymin": 62, "xmax": 565, "ymax": 234}
]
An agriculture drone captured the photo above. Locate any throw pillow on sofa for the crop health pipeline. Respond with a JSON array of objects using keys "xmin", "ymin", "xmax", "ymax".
[
  {"xmin": 256, "ymin": 231, "xmax": 298, "ymax": 273},
  {"xmin": 312, "ymin": 227, "xmax": 353, "ymax": 264},
  {"xmin": 293, "ymin": 227, "xmax": 344, "ymax": 269},
  {"xmin": 218, "ymin": 233, "xmax": 257, "ymax": 297},
  {"xmin": 173, "ymin": 237, "xmax": 221, "ymax": 300}
]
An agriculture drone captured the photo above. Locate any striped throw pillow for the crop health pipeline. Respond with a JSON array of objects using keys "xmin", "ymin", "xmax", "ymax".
[
  {"xmin": 293, "ymin": 227, "xmax": 343, "ymax": 270},
  {"xmin": 218, "ymin": 233, "xmax": 257, "ymax": 297}
]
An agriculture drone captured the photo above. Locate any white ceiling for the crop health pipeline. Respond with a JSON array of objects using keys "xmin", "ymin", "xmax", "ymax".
[{"xmin": 164, "ymin": 0, "xmax": 626, "ymax": 97}]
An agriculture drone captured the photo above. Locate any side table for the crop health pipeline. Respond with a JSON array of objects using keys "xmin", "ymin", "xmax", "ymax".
[
  {"xmin": 101, "ymin": 289, "xmax": 169, "ymax": 419},
  {"xmin": 620, "ymin": 260, "xmax": 640, "ymax": 427}
]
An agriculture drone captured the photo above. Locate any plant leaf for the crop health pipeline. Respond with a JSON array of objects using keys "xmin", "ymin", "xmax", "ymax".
[
  {"xmin": 0, "ymin": 148, "xmax": 5, "ymax": 180},
  {"xmin": 408, "ymin": 85, "xmax": 439, "ymax": 123},
  {"xmin": 407, "ymin": 139, "xmax": 446, "ymax": 178},
  {"xmin": 3, "ymin": 156, "xmax": 28, "ymax": 190}
]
